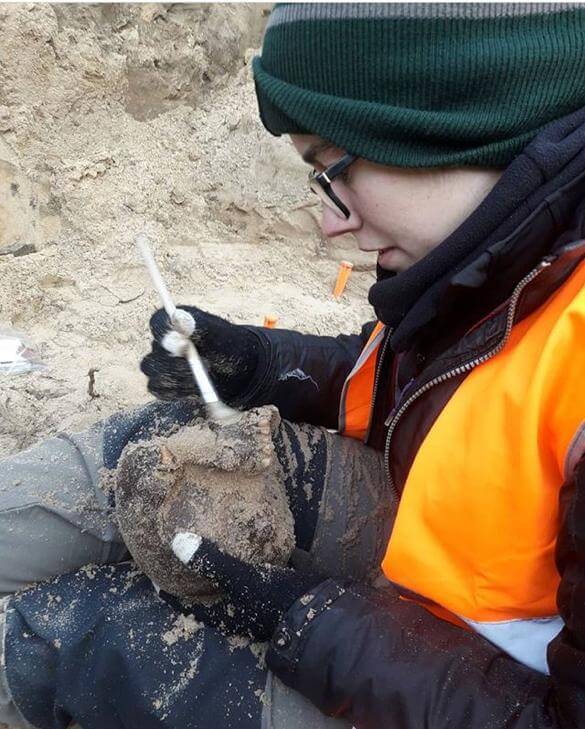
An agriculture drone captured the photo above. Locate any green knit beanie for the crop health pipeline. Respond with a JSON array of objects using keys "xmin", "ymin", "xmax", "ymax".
[{"xmin": 253, "ymin": 3, "xmax": 585, "ymax": 167}]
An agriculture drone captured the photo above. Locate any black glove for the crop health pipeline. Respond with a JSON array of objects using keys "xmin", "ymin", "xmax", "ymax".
[
  {"xmin": 140, "ymin": 306, "xmax": 262, "ymax": 402},
  {"xmin": 169, "ymin": 533, "xmax": 324, "ymax": 642}
]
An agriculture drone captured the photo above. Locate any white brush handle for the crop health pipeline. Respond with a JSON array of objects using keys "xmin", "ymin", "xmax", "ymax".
[
  {"xmin": 135, "ymin": 232, "xmax": 177, "ymax": 320},
  {"xmin": 135, "ymin": 232, "xmax": 222, "ymax": 407},
  {"xmin": 184, "ymin": 341, "xmax": 220, "ymax": 404}
]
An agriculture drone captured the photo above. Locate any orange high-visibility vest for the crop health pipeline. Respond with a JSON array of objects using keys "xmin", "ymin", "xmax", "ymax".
[
  {"xmin": 339, "ymin": 261, "xmax": 585, "ymax": 673},
  {"xmin": 338, "ymin": 322, "xmax": 387, "ymax": 440}
]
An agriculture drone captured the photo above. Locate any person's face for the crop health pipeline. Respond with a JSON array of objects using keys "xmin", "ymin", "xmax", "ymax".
[{"xmin": 291, "ymin": 135, "xmax": 502, "ymax": 272}]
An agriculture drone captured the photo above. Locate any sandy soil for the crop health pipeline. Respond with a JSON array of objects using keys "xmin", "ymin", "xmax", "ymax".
[{"xmin": 0, "ymin": 3, "xmax": 376, "ymax": 459}]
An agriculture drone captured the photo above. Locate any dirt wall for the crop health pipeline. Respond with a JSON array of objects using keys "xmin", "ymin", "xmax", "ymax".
[{"xmin": 0, "ymin": 3, "xmax": 376, "ymax": 457}]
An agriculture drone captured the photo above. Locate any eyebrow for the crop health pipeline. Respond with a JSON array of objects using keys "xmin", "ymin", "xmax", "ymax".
[{"xmin": 302, "ymin": 141, "xmax": 335, "ymax": 165}]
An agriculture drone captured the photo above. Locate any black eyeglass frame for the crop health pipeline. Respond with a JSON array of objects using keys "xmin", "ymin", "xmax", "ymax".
[{"xmin": 309, "ymin": 153, "xmax": 357, "ymax": 220}]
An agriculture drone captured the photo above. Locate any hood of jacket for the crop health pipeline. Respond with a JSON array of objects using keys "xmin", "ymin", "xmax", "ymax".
[{"xmin": 369, "ymin": 106, "xmax": 585, "ymax": 353}]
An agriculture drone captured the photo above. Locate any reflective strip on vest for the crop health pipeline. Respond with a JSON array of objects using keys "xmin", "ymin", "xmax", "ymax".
[
  {"xmin": 338, "ymin": 323, "xmax": 386, "ymax": 437},
  {"xmin": 461, "ymin": 614, "xmax": 564, "ymax": 674}
]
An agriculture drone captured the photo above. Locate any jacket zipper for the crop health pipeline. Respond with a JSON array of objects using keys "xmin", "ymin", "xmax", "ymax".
[
  {"xmin": 365, "ymin": 328, "xmax": 393, "ymax": 442},
  {"xmin": 383, "ymin": 259, "xmax": 553, "ymax": 497}
]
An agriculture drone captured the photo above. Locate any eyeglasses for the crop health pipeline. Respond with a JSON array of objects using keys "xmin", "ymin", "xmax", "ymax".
[{"xmin": 309, "ymin": 153, "xmax": 357, "ymax": 220}]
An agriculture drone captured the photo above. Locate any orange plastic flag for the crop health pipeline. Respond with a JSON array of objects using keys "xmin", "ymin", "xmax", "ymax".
[
  {"xmin": 263, "ymin": 314, "xmax": 278, "ymax": 328},
  {"xmin": 333, "ymin": 261, "xmax": 353, "ymax": 299}
]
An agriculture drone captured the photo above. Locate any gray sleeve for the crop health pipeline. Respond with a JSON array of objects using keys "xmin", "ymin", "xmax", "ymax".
[{"xmin": 0, "ymin": 421, "xmax": 128, "ymax": 596}]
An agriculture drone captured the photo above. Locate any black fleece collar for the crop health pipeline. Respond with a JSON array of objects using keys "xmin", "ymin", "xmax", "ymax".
[{"xmin": 368, "ymin": 106, "xmax": 585, "ymax": 353}]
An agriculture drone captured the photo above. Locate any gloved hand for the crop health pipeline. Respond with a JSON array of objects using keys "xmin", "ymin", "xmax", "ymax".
[
  {"xmin": 169, "ymin": 533, "xmax": 324, "ymax": 642},
  {"xmin": 140, "ymin": 306, "xmax": 262, "ymax": 402}
]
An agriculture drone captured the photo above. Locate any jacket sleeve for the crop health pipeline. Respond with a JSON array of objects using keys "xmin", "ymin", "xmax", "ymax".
[
  {"xmin": 238, "ymin": 322, "xmax": 377, "ymax": 429},
  {"xmin": 0, "ymin": 400, "xmax": 205, "ymax": 594},
  {"xmin": 266, "ymin": 454, "xmax": 585, "ymax": 729}
]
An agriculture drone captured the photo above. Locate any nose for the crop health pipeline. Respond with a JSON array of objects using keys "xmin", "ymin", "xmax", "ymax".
[{"xmin": 320, "ymin": 206, "xmax": 362, "ymax": 238}]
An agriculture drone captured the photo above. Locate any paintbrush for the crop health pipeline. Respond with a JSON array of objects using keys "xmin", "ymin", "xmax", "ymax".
[{"xmin": 136, "ymin": 232, "xmax": 239, "ymax": 423}]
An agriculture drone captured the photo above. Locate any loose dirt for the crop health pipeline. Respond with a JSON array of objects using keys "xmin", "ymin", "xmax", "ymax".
[
  {"xmin": 0, "ymin": 3, "xmax": 376, "ymax": 459},
  {"xmin": 0, "ymin": 8, "xmax": 378, "ymax": 724}
]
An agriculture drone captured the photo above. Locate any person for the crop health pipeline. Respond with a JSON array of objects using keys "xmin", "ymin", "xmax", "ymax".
[{"xmin": 1, "ymin": 3, "xmax": 585, "ymax": 728}]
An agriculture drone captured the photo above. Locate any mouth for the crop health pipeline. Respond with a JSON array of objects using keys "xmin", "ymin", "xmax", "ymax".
[{"xmin": 377, "ymin": 246, "xmax": 403, "ymax": 271}]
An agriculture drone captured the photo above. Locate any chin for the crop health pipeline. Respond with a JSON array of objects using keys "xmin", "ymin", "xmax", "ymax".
[{"xmin": 377, "ymin": 247, "xmax": 410, "ymax": 272}]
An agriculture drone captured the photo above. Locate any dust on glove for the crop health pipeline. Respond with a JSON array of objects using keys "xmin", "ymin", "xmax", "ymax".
[{"xmin": 169, "ymin": 533, "xmax": 324, "ymax": 642}]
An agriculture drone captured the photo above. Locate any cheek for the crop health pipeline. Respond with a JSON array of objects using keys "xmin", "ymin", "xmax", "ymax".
[
  {"xmin": 401, "ymin": 235, "xmax": 445, "ymax": 267},
  {"xmin": 351, "ymin": 176, "xmax": 443, "ymax": 254},
  {"xmin": 352, "ymin": 184, "xmax": 390, "ymax": 224},
  {"xmin": 354, "ymin": 174, "xmax": 414, "ymax": 224}
]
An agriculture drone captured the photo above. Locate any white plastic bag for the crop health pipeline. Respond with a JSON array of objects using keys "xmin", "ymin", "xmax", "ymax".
[{"xmin": 0, "ymin": 329, "xmax": 45, "ymax": 375}]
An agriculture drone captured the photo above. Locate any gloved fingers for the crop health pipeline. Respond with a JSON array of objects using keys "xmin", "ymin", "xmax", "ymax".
[
  {"xmin": 187, "ymin": 601, "xmax": 245, "ymax": 636},
  {"xmin": 141, "ymin": 330, "xmax": 214, "ymax": 378},
  {"xmin": 140, "ymin": 343, "xmax": 172, "ymax": 377},
  {"xmin": 140, "ymin": 339, "xmax": 191, "ymax": 373},
  {"xmin": 149, "ymin": 305, "xmax": 211, "ymax": 343},
  {"xmin": 141, "ymin": 354, "xmax": 201, "ymax": 401},
  {"xmin": 171, "ymin": 533, "xmax": 254, "ymax": 594},
  {"xmin": 141, "ymin": 372, "xmax": 196, "ymax": 400},
  {"xmin": 140, "ymin": 343, "xmax": 200, "ymax": 388},
  {"xmin": 149, "ymin": 307, "xmax": 173, "ymax": 340},
  {"xmin": 177, "ymin": 305, "xmax": 208, "ymax": 348},
  {"xmin": 159, "ymin": 589, "xmax": 246, "ymax": 637}
]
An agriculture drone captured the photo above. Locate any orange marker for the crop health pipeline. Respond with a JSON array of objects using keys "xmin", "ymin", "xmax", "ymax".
[
  {"xmin": 263, "ymin": 314, "xmax": 278, "ymax": 328},
  {"xmin": 332, "ymin": 260, "xmax": 353, "ymax": 299}
]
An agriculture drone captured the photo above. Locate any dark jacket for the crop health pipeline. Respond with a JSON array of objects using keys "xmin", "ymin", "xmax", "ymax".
[{"xmin": 239, "ymin": 109, "xmax": 585, "ymax": 728}]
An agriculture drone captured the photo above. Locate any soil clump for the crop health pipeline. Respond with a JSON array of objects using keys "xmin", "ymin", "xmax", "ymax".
[{"xmin": 113, "ymin": 405, "xmax": 295, "ymax": 598}]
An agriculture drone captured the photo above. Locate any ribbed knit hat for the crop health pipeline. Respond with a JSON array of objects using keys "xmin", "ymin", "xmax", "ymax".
[{"xmin": 253, "ymin": 3, "xmax": 585, "ymax": 167}]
